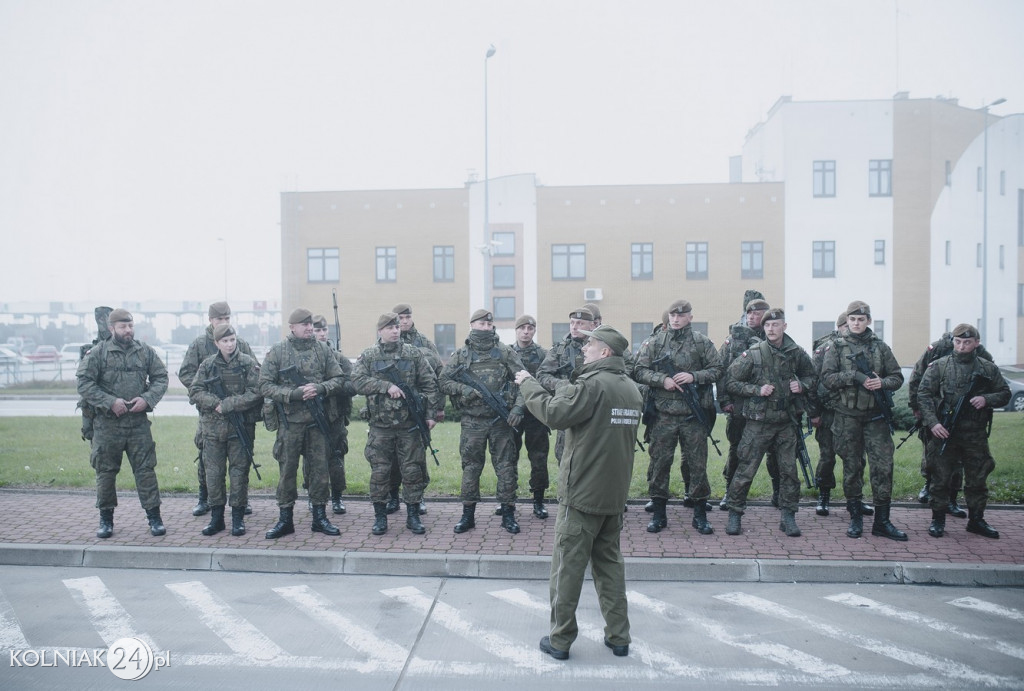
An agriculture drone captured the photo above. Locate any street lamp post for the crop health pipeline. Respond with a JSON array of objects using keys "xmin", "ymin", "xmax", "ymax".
[
  {"xmin": 981, "ymin": 98, "xmax": 1005, "ymax": 345},
  {"xmin": 483, "ymin": 44, "xmax": 496, "ymax": 313}
]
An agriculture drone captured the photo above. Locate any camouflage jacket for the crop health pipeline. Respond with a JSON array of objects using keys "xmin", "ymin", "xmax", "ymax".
[
  {"xmin": 258, "ymin": 334, "xmax": 346, "ymax": 426},
  {"xmin": 400, "ymin": 326, "xmax": 443, "ymax": 373},
  {"xmin": 908, "ymin": 333, "xmax": 994, "ymax": 412},
  {"xmin": 820, "ymin": 328, "xmax": 903, "ymax": 417},
  {"xmin": 918, "ymin": 351, "xmax": 1009, "ymax": 430},
  {"xmin": 325, "ymin": 347, "xmax": 357, "ymax": 424},
  {"xmin": 511, "ymin": 341, "xmax": 548, "ymax": 377},
  {"xmin": 188, "ymin": 350, "xmax": 262, "ymax": 434},
  {"xmin": 439, "ymin": 330, "xmax": 526, "ymax": 417},
  {"xmin": 809, "ymin": 330, "xmax": 843, "ymax": 413},
  {"xmin": 726, "ymin": 334, "xmax": 817, "ymax": 423},
  {"xmin": 716, "ymin": 322, "xmax": 764, "ymax": 410},
  {"xmin": 536, "ymin": 334, "xmax": 586, "ymax": 393},
  {"xmin": 633, "ymin": 325, "xmax": 722, "ymax": 416},
  {"xmin": 76, "ymin": 338, "xmax": 168, "ymax": 419},
  {"xmin": 178, "ymin": 325, "xmax": 255, "ymax": 389},
  {"xmin": 352, "ymin": 339, "xmax": 439, "ymax": 429}
]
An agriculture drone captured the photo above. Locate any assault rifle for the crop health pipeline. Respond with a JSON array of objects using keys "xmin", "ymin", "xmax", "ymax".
[
  {"xmin": 895, "ymin": 419, "xmax": 923, "ymax": 450},
  {"xmin": 650, "ymin": 353, "xmax": 722, "ymax": 456},
  {"xmin": 331, "ymin": 288, "xmax": 341, "ymax": 349},
  {"xmin": 278, "ymin": 365, "xmax": 340, "ymax": 458},
  {"xmin": 846, "ymin": 351, "xmax": 896, "ymax": 435},
  {"xmin": 203, "ymin": 373, "xmax": 262, "ymax": 480},
  {"xmin": 379, "ymin": 363, "xmax": 440, "ymax": 466},
  {"xmin": 938, "ymin": 371, "xmax": 990, "ymax": 456},
  {"xmin": 791, "ymin": 412, "xmax": 816, "ymax": 489},
  {"xmin": 449, "ymin": 363, "xmax": 520, "ymax": 433}
]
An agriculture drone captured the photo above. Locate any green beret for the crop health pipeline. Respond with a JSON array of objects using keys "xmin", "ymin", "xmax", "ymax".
[
  {"xmin": 836, "ymin": 311, "xmax": 848, "ymax": 328},
  {"xmin": 582, "ymin": 302, "xmax": 602, "ymax": 320},
  {"xmin": 745, "ymin": 299, "xmax": 770, "ymax": 312},
  {"xmin": 846, "ymin": 300, "xmax": 871, "ymax": 317},
  {"xmin": 470, "ymin": 309, "xmax": 493, "ymax": 323},
  {"xmin": 569, "ymin": 307, "xmax": 595, "ymax": 321},
  {"xmin": 951, "ymin": 323, "xmax": 979, "ymax": 339},
  {"xmin": 208, "ymin": 301, "xmax": 231, "ymax": 319},
  {"xmin": 763, "ymin": 308, "xmax": 785, "ymax": 323},
  {"xmin": 391, "ymin": 303, "xmax": 412, "ymax": 316},
  {"xmin": 312, "ymin": 314, "xmax": 328, "ymax": 329},
  {"xmin": 377, "ymin": 312, "xmax": 399, "ymax": 330},
  {"xmin": 515, "ymin": 315, "xmax": 537, "ymax": 329},
  {"xmin": 668, "ymin": 300, "xmax": 692, "ymax": 315},
  {"xmin": 288, "ymin": 308, "xmax": 313, "ymax": 324},
  {"xmin": 107, "ymin": 308, "xmax": 133, "ymax": 324},
  {"xmin": 213, "ymin": 323, "xmax": 236, "ymax": 341},
  {"xmin": 580, "ymin": 325, "xmax": 628, "ymax": 356}
]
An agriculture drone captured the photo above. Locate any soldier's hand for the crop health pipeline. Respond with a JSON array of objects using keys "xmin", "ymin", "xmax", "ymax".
[
  {"xmin": 673, "ymin": 371, "xmax": 695, "ymax": 385},
  {"xmin": 662, "ymin": 376, "xmax": 678, "ymax": 392},
  {"xmin": 426, "ymin": 419, "xmax": 437, "ymax": 430},
  {"xmin": 435, "ymin": 410, "xmax": 445, "ymax": 423},
  {"xmin": 862, "ymin": 376, "xmax": 882, "ymax": 391},
  {"xmin": 722, "ymin": 403, "xmax": 734, "ymax": 414},
  {"xmin": 514, "ymin": 369, "xmax": 533, "ymax": 385},
  {"xmin": 507, "ymin": 413, "xmax": 523, "ymax": 429},
  {"xmin": 930, "ymin": 423, "xmax": 950, "ymax": 439},
  {"xmin": 387, "ymin": 384, "xmax": 405, "ymax": 399},
  {"xmin": 810, "ymin": 416, "xmax": 821, "ymax": 428},
  {"xmin": 462, "ymin": 385, "xmax": 480, "ymax": 401},
  {"xmin": 111, "ymin": 398, "xmax": 129, "ymax": 417},
  {"xmin": 969, "ymin": 395, "xmax": 987, "ymax": 410},
  {"xmin": 301, "ymin": 383, "xmax": 320, "ymax": 400},
  {"xmin": 759, "ymin": 384, "xmax": 774, "ymax": 397},
  {"xmin": 789, "ymin": 379, "xmax": 803, "ymax": 394},
  {"xmin": 128, "ymin": 397, "xmax": 148, "ymax": 414}
]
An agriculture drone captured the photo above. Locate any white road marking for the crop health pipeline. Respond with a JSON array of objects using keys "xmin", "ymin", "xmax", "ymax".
[
  {"xmin": 0, "ymin": 586, "xmax": 29, "ymax": 648},
  {"xmin": 949, "ymin": 597, "xmax": 1024, "ymax": 622},
  {"xmin": 62, "ymin": 576, "xmax": 158, "ymax": 649}
]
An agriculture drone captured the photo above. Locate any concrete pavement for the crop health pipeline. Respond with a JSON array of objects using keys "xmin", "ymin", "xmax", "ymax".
[{"xmin": 1, "ymin": 489, "xmax": 1021, "ymax": 586}]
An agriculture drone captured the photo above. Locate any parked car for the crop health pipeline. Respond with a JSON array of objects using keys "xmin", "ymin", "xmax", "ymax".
[
  {"xmin": 24, "ymin": 345, "xmax": 61, "ymax": 363},
  {"xmin": 0, "ymin": 345, "xmax": 31, "ymax": 366},
  {"xmin": 1004, "ymin": 377, "xmax": 1024, "ymax": 413},
  {"xmin": 60, "ymin": 343, "xmax": 90, "ymax": 362}
]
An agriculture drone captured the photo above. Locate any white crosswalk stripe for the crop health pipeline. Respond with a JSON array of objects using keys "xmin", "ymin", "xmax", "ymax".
[
  {"xmin": 949, "ymin": 596, "xmax": 1024, "ymax": 622},
  {"xmin": 62, "ymin": 576, "xmax": 158, "ymax": 650},
  {"xmin": 0, "ymin": 586, "xmax": 29, "ymax": 649}
]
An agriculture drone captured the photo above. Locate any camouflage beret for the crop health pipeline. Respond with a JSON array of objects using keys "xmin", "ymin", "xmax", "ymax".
[
  {"xmin": 208, "ymin": 301, "xmax": 231, "ymax": 319},
  {"xmin": 582, "ymin": 302, "xmax": 602, "ymax": 320},
  {"xmin": 311, "ymin": 314, "xmax": 328, "ymax": 329},
  {"xmin": 514, "ymin": 314, "xmax": 537, "ymax": 329},
  {"xmin": 391, "ymin": 303, "xmax": 412, "ymax": 316},
  {"xmin": 579, "ymin": 325, "xmax": 628, "ymax": 357},
  {"xmin": 745, "ymin": 299, "xmax": 770, "ymax": 312},
  {"xmin": 668, "ymin": 299, "xmax": 692, "ymax": 314},
  {"xmin": 836, "ymin": 311, "xmax": 848, "ymax": 328},
  {"xmin": 107, "ymin": 308, "xmax": 133, "ymax": 324},
  {"xmin": 470, "ymin": 309, "xmax": 493, "ymax": 323},
  {"xmin": 846, "ymin": 300, "xmax": 871, "ymax": 317},
  {"xmin": 569, "ymin": 307, "xmax": 596, "ymax": 321},
  {"xmin": 213, "ymin": 323, "xmax": 236, "ymax": 341},
  {"xmin": 762, "ymin": 308, "xmax": 785, "ymax": 323},
  {"xmin": 377, "ymin": 312, "xmax": 399, "ymax": 330},
  {"xmin": 951, "ymin": 323, "xmax": 979, "ymax": 339},
  {"xmin": 288, "ymin": 308, "xmax": 313, "ymax": 324}
]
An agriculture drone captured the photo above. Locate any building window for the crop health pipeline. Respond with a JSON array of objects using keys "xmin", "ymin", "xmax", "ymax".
[
  {"xmin": 977, "ymin": 243, "xmax": 983, "ymax": 268},
  {"xmin": 813, "ymin": 160, "xmax": 836, "ymax": 197},
  {"xmin": 492, "ymin": 265, "xmax": 515, "ymax": 289},
  {"xmin": 551, "ymin": 322, "xmax": 569, "ymax": 345},
  {"xmin": 631, "ymin": 323, "xmax": 654, "ymax": 354},
  {"xmin": 552, "ymin": 244, "xmax": 586, "ymax": 280},
  {"xmin": 492, "ymin": 231, "xmax": 516, "ymax": 256},
  {"xmin": 869, "ymin": 159, "xmax": 892, "ymax": 197},
  {"xmin": 812, "ymin": 322, "xmax": 834, "ymax": 342},
  {"xmin": 1000, "ymin": 171, "xmax": 1006, "ymax": 195},
  {"xmin": 434, "ymin": 324, "xmax": 456, "ymax": 360},
  {"xmin": 686, "ymin": 242, "xmax": 709, "ymax": 280},
  {"xmin": 493, "ymin": 297, "xmax": 515, "ymax": 321},
  {"xmin": 631, "ymin": 242, "xmax": 654, "ymax": 280},
  {"xmin": 874, "ymin": 320, "xmax": 884, "ymax": 342},
  {"xmin": 1000, "ymin": 245, "xmax": 1005, "ymax": 270},
  {"xmin": 945, "ymin": 241, "xmax": 951, "ymax": 265},
  {"xmin": 945, "ymin": 160, "xmax": 952, "ymax": 186},
  {"xmin": 433, "ymin": 246, "xmax": 454, "ymax": 282},
  {"xmin": 307, "ymin": 248, "xmax": 339, "ymax": 283},
  {"xmin": 812, "ymin": 241, "xmax": 835, "ymax": 278},
  {"xmin": 741, "ymin": 241, "xmax": 763, "ymax": 279},
  {"xmin": 977, "ymin": 167, "xmax": 984, "ymax": 192},
  {"xmin": 874, "ymin": 240, "xmax": 885, "ymax": 265},
  {"xmin": 691, "ymin": 321, "xmax": 709, "ymax": 336},
  {"xmin": 375, "ymin": 247, "xmax": 397, "ymax": 282},
  {"xmin": 945, "ymin": 318, "xmax": 951, "ymax": 333},
  {"xmin": 999, "ymin": 317, "xmax": 1005, "ymax": 342}
]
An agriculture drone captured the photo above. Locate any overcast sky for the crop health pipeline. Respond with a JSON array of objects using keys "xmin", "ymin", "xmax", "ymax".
[{"xmin": 2, "ymin": 0, "xmax": 1021, "ymax": 307}]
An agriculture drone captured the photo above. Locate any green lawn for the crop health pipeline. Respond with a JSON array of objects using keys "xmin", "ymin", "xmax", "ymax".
[{"xmin": 2, "ymin": 413, "xmax": 1021, "ymax": 503}]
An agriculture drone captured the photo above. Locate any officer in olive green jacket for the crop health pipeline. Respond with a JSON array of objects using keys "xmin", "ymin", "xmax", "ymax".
[{"xmin": 517, "ymin": 325, "xmax": 642, "ymax": 661}]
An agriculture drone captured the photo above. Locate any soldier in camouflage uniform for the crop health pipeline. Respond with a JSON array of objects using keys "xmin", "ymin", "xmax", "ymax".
[
  {"xmin": 820, "ymin": 301, "xmax": 906, "ymax": 541},
  {"xmin": 810, "ymin": 312, "xmax": 848, "ymax": 516},
  {"xmin": 76, "ymin": 309, "xmax": 169, "ymax": 538},
  {"xmin": 511, "ymin": 314, "xmax": 551, "ymax": 519},
  {"xmin": 76, "ymin": 306, "xmax": 113, "ymax": 443},
  {"xmin": 309, "ymin": 315, "xmax": 356, "ymax": 515},
  {"xmin": 188, "ymin": 323, "xmax": 262, "ymax": 537},
  {"xmin": 917, "ymin": 324, "xmax": 1009, "ymax": 539},
  {"xmin": 439, "ymin": 309, "xmax": 527, "ymax": 534},
  {"xmin": 633, "ymin": 300, "xmax": 722, "ymax": 535},
  {"xmin": 537, "ymin": 307, "xmax": 596, "ymax": 464},
  {"xmin": 716, "ymin": 295, "xmax": 779, "ymax": 511},
  {"xmin": 352, "ymin": 312, "xmax": 439, "ymax": 535},
  {"xmin": 178, "ymin": 302, "xmax": 256, "ymax": 518},
  {"xmin": 259, "ymin": 308, "xmax": 347, "ymax": 539},
  {"xmin": 908, "ymin": 330, "xmax": 994, "ymax": 517},
  {"xmin": 724, "ymin": 309, "xmax": 816, "ymax": 537}
]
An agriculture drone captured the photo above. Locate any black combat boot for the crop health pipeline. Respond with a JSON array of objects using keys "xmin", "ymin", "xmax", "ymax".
[
  {"xmin": 145, "ymin": 507, "xmax": 166, "ymax": 536},
  {"xmin": 815, "ymin": 489, "xmax": 831, "ymax": 517},
  {"xmin": 265, "ymin": 506, "xmax": 295, "ymax": 539},
  {"xmin": 202, "ymin": 505, "xmax": 225, "ymax": 536},
  {"xmin": 501, "ymin": 504, "xmax": 521, "ymax": 534},
  {"xmin": 770, "ymin": 478, "xmax": 780, "ymax": 508},
  {"xmin": 917, "ymin": 482, "xmax": 930, "ymax": 504},
  {"xmin": 779, "ymin": 509, "xmax": 801, "ymax": 537},
  {"xmin": 860, "ymin": 501, "xmax": 874, "ymax": 516},
  {"xmin": 928, "ymin": 509, "xmax": 946, "ymax": 538},
  {"xmin": 332, "ymin": 493, "xmax": 346, "ymax": 515},
  {"xmin": 96, "ymin": 509, "xmax": 114, "ymax": 539},
  {"xmin": 533, "ymin": 490, "xmax": 548, "ymax": 519},
  {"xmin": 453, "ymin": 503, "xmax": 476, "ymax": 534},
  {"xmin": 405, "ymin": 503, "xmax": 425, "ymax": 534},
  {"xmin": 692, "ymin": 503, "xmax": 713, "ymax": 535},
  {"xmin": 725, "ymin": 509, "xmax": 742, "ymax": 535},
  {"xmin": 947, "ymin": 491, "xmax": 967, "ymax": 518},
  {"xmin": 192, "ymin": 482, "xmax": 210, "ymax": 517},
  {"xmin": 385, "ymin": 487, "xmax": 401, "ymax": 515},
  {"xmin": 966, "ymin": 509, "xmax": 999, "ymax": 538},
  {"xmin": 231, "ymin": 505, "xmax": 246, "ymax": 536},
  {"xmin": 646, "ymin": 498, "xmax": 668, "ymax": 533},
  {"xmin": 871, "ymin": 505, "xmax": 908, "ymax": 541},
  {"xmin": 371, "ymin": 502, "xmax": 388, "ymax": 535},
  {"xmin": 311, "ymin": 504, "xmax": 340, "ymax": 536},
  {"xmin": 846, "ymin": 500, "xmax": 863, "ymax": 538}
]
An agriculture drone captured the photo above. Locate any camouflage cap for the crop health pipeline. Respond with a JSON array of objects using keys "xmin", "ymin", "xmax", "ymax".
[
  {"xmin": 208, "ymin": 301, "xmax": 231, "ymax": 319},
  {"xmin": 846, "ymin": 300, "xmax": 871, "ymax": 317},
  {"xmin": 579, "ymin": 325, "xmax": 628, "ymax": 357},
  {"xmin": 836, "ymin": 311, "xmax": 848, "ymax": 328},
  {"xmin": 391, "ymin": 303, "xmax": 412, "ymax": 316},
  {"xmin": 746, "ymin": 298, "xmax": 770, "ymax": 312},
  {"xmin": 668, "ymin": 299, "xmax": 692, "ymax": 314},
  {"xmin": 288, "ymin": 308, "xmax": 313, "ymax": 324},
  {"xmin": 569, "ymin": 307, "xmax": 595, "ymax": 321},
  {"xmin": 213, "ymin": 323, "xmax": 236, "ymax": 341},
  {"xmin": 312, "ymin": 314, "xmax": 328, "ymax": 329},
  {"xmin": 470, "ymin": 309, "xmax": 493, "ymax": 323},
  {"xmin": 377, "ymin": 312, "xmax": 399, "ymax": 330},
  {"xmin": 762, "ymin": 308, "xmax": 786, "ymax": 323},
  {"xmin": 582, "ymin": 302, "xmax": 602, "ymax": 321},
  {"xmin": 107, "ymin": 308, "xmax": 133, "ymax": 324},
  {"xmin": 951, "ymin": 323, "xmax": 979, "ymax": 339},
  {"xmin": 514, "ymin": 314, "xmax": 537, "ymax": 329},
  {"xmin": 742, "ymin": 289, "xmax": 765, "ymax": 311}
]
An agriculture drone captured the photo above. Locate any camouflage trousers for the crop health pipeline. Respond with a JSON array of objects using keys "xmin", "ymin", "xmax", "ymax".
[
  {"xmin": 918, "ymin": 427, "xmax": 962, "ymax": 492},
  {"xmin": 306, "ymin": 420, "xmax": 348, "ymax": 498},
  {"xmin": 459, "ymin": 414, "xmax": 518, "ymax": 504},
  {"xmin": 925, "ymin": 426, "xmax": 995, "ymax": 513},
  {"xmin": 513, "ymin": 412, "xmax": 551, "ymax": 494},
  {"xmin": 724, "ymin": 414, "xmax": 778, "ymax": 487},
  {"xmin": 548, "ymin": 506, "xmax": 629, "ymax": 652},
  {"xmin": 365, "ymin": 425, "xmax": 428, "ymax": 504},
  {"xmin": 814, "ymin": 409, "xmax": 838, "ymax": 490},
  {"xmin": 90, "ymin": 415, "xmax": 161, "ymax": 511},
  {"xmin": 647, "ymin": 414, "xmax": 710, "ymax": 502},
  {"xmin": 201, "ymin": 426, "xmax": 252, "ymax": 508},
  {"xmin": 726, "ymin": 419, "xmax": 800, "ymax": 513},
  {"xmin": 831, "ymin": 413, "xmax": 894, "ymax": 507},
  {"xmin": 273, "ymin": 424, "xmax": 330, "ymax": 508}
]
